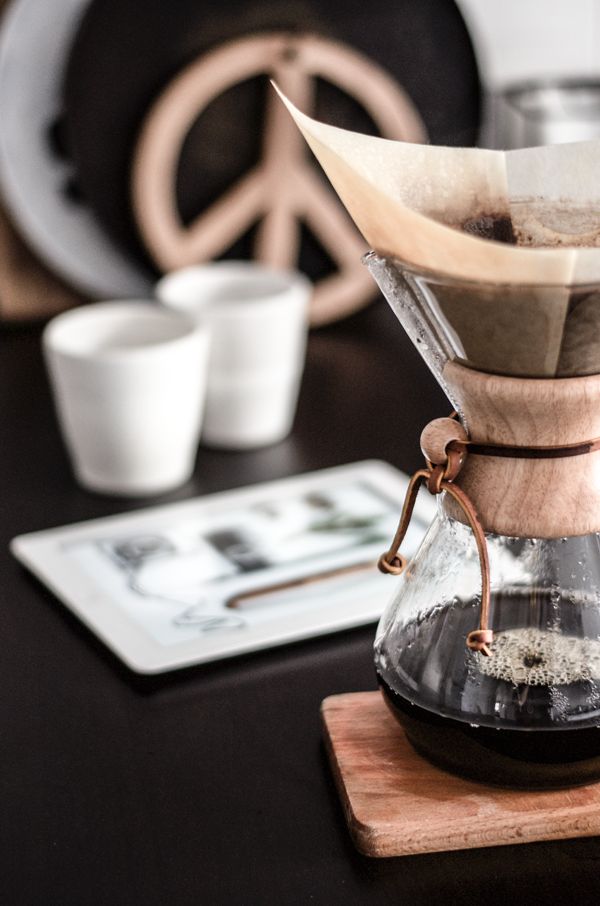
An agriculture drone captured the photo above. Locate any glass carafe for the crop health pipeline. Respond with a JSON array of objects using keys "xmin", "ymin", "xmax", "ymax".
[{"xmin": 368, "ymin": 254, "xmax": 600, "ymax": 788}]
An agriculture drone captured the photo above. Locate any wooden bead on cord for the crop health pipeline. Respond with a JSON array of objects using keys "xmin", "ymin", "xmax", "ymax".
[{"xmin": 420, "ymin": 417, "xmax": 468, "ymax": 465}]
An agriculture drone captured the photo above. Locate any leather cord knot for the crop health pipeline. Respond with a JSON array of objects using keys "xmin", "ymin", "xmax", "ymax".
[
  {"xmin": 466, "ymin": 628, "xmax": 494, "ymax": 657},
  {"xmin": 377, "ymin": 552, "xmax": 407, "ymax": 576}
]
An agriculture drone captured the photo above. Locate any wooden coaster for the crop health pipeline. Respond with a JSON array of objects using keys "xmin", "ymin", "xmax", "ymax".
[{"xmin": 321, "ymin": 691, "xmax": 600, "ymax": 858}]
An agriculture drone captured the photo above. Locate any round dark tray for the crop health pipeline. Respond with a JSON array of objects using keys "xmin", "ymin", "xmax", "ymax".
[{"xmin": 62, "ymin": 0, "xmax": 481, "ymax": 275}]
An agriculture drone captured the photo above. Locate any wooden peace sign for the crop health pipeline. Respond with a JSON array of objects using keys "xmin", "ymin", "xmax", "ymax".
[{"xmin": 132, "ymin": 32, "xmax": 427, "ymax": 325}]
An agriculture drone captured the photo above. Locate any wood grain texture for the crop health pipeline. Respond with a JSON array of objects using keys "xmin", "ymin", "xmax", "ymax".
[
  {"xmin": 420, "ymin": 416, "xmax": 468, "ymax": 464},
  {"xmin": 322, "ymin": 691, "xmax": 600, "ymax": 858},
  {"xmin": 442, "ymin": 361, "xmax": 600, "ymax": 537}
]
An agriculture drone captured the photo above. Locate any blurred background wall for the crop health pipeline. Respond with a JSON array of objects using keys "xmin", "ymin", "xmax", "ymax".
[{"xmin": 458, "ymin": 0, "xmax": 600, "ymax": 88}]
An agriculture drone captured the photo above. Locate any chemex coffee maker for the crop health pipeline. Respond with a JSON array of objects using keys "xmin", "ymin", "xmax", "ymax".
[
  {"xmin": 368, "ymin": 255, "xmax": 600, "ymax": 789},
  {"xmin": 279, "ymin": 87, "xmax": 600, "ymax": 790}
]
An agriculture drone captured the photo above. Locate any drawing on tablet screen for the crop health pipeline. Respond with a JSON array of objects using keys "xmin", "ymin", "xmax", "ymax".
[{"xmin": 63, "ymin": 479, "xmax": 424, "ymax": 647}]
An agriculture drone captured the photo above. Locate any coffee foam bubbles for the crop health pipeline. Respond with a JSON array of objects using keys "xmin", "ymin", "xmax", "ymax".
[{"xmin": 477, "ymin": 627, "xmax": 600, "ymax": 686}]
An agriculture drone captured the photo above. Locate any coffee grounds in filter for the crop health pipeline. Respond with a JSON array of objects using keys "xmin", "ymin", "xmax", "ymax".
[{"xmin": 476, "ymin": 627, "xmax": 600, "ymax": 686}]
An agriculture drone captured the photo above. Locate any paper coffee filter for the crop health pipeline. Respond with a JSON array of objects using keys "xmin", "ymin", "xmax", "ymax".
[
  {"xmin": 276, "ymin": 87, "xmax": 600, "ymax": 377},
  {"xmin": 275, "ymin": 87, "xmax": 600, "ymax": 287}
]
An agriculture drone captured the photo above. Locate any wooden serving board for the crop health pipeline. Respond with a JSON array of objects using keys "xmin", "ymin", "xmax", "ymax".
[{"xmin": 321, "ymin": 691, "xmax": 600, "ymax": 858}]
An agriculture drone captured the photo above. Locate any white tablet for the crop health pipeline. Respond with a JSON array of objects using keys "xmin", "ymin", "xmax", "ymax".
[{"xmin": 11, "ymin": 460, "xmax": 435, "ymax": 674}]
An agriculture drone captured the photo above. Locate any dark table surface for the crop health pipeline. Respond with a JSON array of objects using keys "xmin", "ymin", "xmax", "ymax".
[{"xmin": 2, "ymin": 299, "xmax": 600, "ymax": 906}]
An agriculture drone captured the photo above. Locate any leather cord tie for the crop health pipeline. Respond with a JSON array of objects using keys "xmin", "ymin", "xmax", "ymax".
[
  {"xmin": 379, "ymin": 416, "xmax": 600, "ymax": 657},
  {"xmin": 378, "ymin": 416, "xmax": 492, "ymax": 656}
]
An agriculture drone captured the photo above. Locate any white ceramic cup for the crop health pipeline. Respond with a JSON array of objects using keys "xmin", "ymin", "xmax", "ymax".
[
  {"xmin": 43, "ymin": 301, "xmax": 210, "ymax": 496},
  {"xmin": 156, "ymin": 262, "xmax": 312, "ymax": 449}
]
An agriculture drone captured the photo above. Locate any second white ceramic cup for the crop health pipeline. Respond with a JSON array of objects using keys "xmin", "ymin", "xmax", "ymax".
[
  {"xmin": 156, "ymin": 262, "xmax": 312, "ymax": 449},
  {"xmin": 43, "ymin": 301, "xmax": 210, "ymax": 496}
]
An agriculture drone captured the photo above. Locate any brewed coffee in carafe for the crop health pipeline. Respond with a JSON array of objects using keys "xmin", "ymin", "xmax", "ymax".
[{"xmin": 376, "ymin": 517, "xmax": 600, "ymax": 789}]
